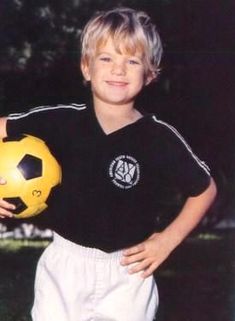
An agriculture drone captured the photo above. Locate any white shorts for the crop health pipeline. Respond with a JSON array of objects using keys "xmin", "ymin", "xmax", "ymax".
[{"xmin": 31, "ymin": 233, "xmax": 159, "ymax": 321}]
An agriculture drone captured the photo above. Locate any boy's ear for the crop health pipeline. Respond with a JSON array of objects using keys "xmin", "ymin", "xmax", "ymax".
[
  {"xmin": 80, "ymin": 60, "xmax": 91, "ymax": 81},
  {"xmin": 144, "ymin": 73, "xmax": 155, "ymax": 86},
  {"xmin": 144, "ymin": 70, "xmax": 158, "ymax": 86}
]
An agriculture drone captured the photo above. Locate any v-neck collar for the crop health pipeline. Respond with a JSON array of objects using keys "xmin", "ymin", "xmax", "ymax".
[{"xmin": 88, "ymin": 101, "xmax": 150, "ymax": 137}]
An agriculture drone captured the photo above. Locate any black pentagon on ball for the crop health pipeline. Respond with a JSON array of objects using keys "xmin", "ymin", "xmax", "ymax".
[
  {"xmin": 3, "ymin": 197, "xmax": 27, "ymax": 215},
  {"xmin": 17, "ymin": 154, "xmax": 42, "ymax": 180},
  {"xmin": 3, "ymin": 134, "xmax": 27, "ymax": 142},
  {"xmin": 45, "ymin": 183, "xmax": 60, "ymax": 205}
]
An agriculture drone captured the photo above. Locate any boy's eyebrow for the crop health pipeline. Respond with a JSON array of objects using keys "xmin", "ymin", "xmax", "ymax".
[
  {"xmin": 96, "ymin": 51, "xmax": 112, "ymax": 55},
  {"xmin": 96, "ymin": 50, "xmax": 143, "ymax": 59}
]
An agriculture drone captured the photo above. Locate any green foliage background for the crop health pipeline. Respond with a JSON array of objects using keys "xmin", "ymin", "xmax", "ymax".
[{"xmin": 1, "ymin": 0, "xmax": 235, "ymax": 226}]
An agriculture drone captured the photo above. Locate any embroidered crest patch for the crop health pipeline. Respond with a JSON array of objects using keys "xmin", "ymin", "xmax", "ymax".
[{"xmin": 109, "ymin": 155, "xmax": 140, "ymax": 189}]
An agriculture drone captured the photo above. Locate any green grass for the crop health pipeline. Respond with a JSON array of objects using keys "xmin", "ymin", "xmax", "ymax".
[
  {"xmin": 0, "ymin": 231, "xmax": 235, "ymax": 321},
  {"xmin": 0, "ymin": 239, "xmax": 48, "ymax": 321},
  {"xmin": 0, "ymin": 239, "xmax": 50, "ymax": 252},
  {"xmin": 156, "ymin": 230, "xmax": 235, "ymax": 321}
]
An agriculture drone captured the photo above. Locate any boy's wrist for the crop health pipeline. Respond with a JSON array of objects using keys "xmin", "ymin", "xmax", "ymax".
[{"xmin": 158, "ymin": 228, "xmax": 184, "ymax": 254}]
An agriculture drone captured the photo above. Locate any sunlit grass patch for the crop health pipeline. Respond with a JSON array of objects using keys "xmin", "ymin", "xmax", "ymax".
[
  {"xmin": 0, "ymin": 239, "xmax": 50, "ymax": 252},
  {"xmin": 196, "ymin": 232, "xmax": 223, "ymax": 241}
]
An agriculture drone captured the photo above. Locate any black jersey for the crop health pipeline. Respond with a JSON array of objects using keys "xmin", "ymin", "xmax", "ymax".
[{"xmin": 6, "ymin": 103, "xmax": 211, "ymax": 252}]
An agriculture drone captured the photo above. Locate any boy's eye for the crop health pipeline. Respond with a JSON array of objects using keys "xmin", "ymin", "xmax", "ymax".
[
  {"xmin": 99, "ymin": 56, "xmax": 111, "ymax": 62},
  {"xmin": 128, "ymin": 59, "xmax": 141, "ymax": 65}
]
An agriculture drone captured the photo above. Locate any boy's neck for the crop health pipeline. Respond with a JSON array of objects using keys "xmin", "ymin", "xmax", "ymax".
[{"xmin": 93, "ymin": 100, "xmax": 143, "ymax": 134}]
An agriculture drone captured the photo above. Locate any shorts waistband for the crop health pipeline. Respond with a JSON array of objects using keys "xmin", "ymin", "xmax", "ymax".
[{"xmin": 53, "ymin": 233, "xmax": 123, "ymax": 260}]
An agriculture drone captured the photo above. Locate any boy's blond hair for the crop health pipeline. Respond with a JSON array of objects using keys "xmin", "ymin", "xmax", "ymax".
[{"xmin": 80, "ymin": 7, "xmax": 163, "ymax": 80}]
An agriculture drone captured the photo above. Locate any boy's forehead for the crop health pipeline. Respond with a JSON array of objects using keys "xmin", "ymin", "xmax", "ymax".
[{"xmin": 95, "ymin": 37, "xmax": 144, "ymax": 57}]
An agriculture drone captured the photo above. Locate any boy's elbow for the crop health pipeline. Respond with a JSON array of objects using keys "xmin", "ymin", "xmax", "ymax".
[
  {"xmin": 0, "ymin": 117, "xmax": 7, "ymax": 139},
  {"xmin": 208, "ymin": 177, "xmax": 217, "ymax": 203}
]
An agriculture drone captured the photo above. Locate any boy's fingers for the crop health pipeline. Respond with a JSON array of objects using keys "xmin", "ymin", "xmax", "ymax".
[
  {"xmin": 0, "ymin": 199, "xmax": 15, "ymax": 210},
  {"xmin": 141, "ymin": 263, "xmax": 159, "ymax": 278},
  {"xmin": 120, "ymin": 252, "xmax": 145, "ymax": 265},
  {"xmin": 0, "ymin": 199, "xmax": 15, "ymax": 218},
  {"xmin": 123, "ymin": 243, "xmax": 145, "ymax": 256},
  {"xmin": 128, "ymin": 259, "xmax": 150, "ymax": 274},
  {"xmin": 0, "ymin": 209, "xmax": 14, "ymax": 218},
  {"xmin": 0, "ymin": 177, "xmax": 6, "ymax": 184}
]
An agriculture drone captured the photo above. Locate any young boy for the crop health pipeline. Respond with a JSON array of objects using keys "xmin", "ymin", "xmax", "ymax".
[{"xmin": 0, "ymin": 7, "xmax": 216, "ymax": 321}]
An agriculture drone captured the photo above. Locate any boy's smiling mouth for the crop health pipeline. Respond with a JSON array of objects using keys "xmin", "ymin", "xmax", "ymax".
[{"xmin": 106, "ymin": 81, "xmax": 129, "ymax": 87}]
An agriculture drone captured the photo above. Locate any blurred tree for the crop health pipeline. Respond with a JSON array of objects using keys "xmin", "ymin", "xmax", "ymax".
[{"xmin": 0, "ymin": 0, "xmax": 88, "ymax": 110}]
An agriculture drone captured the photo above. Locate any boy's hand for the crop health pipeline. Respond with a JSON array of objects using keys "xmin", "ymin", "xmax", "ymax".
[
  {"xmin": 0, "ymin": 177, "xmax": 6, "ymax": 185},
  {"xmin": 120, "ymin": 232, "xmax": 171, "ymax": 278},
  {"xmin": 0, "ymin": 177, "xmax": 15, "ymax": 218},
  {"xmin": 120, "ymin": 180, "xmax": 217, "ymax": 279}
]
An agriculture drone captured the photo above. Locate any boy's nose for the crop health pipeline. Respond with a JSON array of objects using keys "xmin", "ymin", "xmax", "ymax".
[{"xmin": 111, "ymin": 62, "xmax": 126, "ymax": 76}]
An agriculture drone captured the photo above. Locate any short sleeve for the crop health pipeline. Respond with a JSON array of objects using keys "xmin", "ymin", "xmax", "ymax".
[
  {"xmin": 6, "ymin": 104, "xmax": 87, "ymax": 157},
  {"xmin": 159, "ymin": 121, "xmax": 211, "ymax": 197}
]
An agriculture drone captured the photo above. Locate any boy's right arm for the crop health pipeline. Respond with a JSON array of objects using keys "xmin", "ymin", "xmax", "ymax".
[
  {"xmin": 0, "ymin": 117, "xmax": 7, "ymax": 138},
  {"xmin": 0, "ymin": 117, "xmax": 15, "ymax": 218}
]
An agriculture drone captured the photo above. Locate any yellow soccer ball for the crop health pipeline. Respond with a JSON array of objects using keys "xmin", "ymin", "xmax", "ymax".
[{"xmin": 0, "ymin": 134, "xmax": 62, "ymax": 218}]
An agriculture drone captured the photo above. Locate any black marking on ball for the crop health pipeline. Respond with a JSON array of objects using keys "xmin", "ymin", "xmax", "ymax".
[
  {"xmin": 17, "ymin": 154, "xmax": 42, "ymax": 180},
  {"xmin": 32, "ymin": 190, "xmax": 42, "ymax": 197},
  {"xmin": 3, "ymin": 197, "xmax": 27, "ymax": 215},
  {"xmin": 3, "ymin": 134, "xmax": 27, "ymax": 142},
  {"xmin": 45, "ymin": 184, "xmax": 61, "ymax": 206}
]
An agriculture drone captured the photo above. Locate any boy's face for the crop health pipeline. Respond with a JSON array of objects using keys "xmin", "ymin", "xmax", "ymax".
[{"xmin": 81, "ymin": 38, "xmax": 153, "ymax": 108}]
